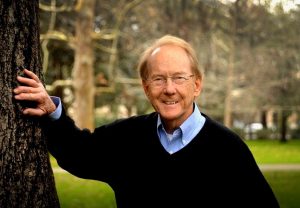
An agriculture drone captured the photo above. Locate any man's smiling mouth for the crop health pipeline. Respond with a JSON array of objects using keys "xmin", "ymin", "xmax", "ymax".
[{"xmin": 164, "ymin": 101, "xmax": 178, "ymax": 105}]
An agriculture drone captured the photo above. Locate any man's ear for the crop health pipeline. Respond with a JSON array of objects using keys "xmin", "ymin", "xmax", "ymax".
[
  {"xmin": 194, "ymin": 78, "xmax": 202, "ymax": 97},
  {"xmin": 142, "ymin": 80, "xmax": 150, "ymax": 97}
]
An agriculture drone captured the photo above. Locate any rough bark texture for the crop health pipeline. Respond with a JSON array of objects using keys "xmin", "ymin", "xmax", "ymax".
[
  {"xmin": 0, "ymin": 1, "xmax": 60, "ymax": 207},
  {"xmin": 72, "ymin": 0, "xmax": 95, "ymax": 130}
]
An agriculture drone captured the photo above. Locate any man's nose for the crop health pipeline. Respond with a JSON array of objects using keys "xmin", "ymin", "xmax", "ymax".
[{"xmin": 164, "ymin": 78, "xmax": 176, "ymax": 93}]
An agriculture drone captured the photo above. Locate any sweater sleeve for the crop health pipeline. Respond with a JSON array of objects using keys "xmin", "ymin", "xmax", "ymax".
[{"xmin": 43, "ymin": 107, "xmax": 120, "ymax": 182}]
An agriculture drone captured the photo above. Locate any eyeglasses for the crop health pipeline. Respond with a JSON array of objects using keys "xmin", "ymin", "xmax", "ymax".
[{"xmin": 148, "ymin": 74, "xmax": 195, "ymax": 87}]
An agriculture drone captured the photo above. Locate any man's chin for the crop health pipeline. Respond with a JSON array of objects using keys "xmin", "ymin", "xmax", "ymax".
[{"xmin": 159, "ymin": 112, "xmax": 179, "ymax": 122}]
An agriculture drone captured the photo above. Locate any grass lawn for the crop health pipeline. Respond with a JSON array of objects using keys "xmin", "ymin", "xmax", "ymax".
[
  {"xmin": 54, "ymin": 173, "xmax": 116, "ymax": 208},
  {"xmin": 264, "ymin": 171, "xmax": 300, "ymax": 208},
  {"xmin": 50, "ymin": 157, "xmax": 117, "ymax": 208},
  {"xmin": 246, "ymin": 139, "xmax": 300, "ymax": 208},
  {"xmin": 51, "ymin": 139, "xmax": 300, "ymax": 208},
  {"xmin": 245, "ymin": 139, "xmax": 300, "ymax": 164}
]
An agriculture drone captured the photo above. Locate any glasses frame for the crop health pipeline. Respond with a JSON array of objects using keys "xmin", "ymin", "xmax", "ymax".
[{"xmin": 147, "ymin": 74, "xmax": 195, "ymax": 88}]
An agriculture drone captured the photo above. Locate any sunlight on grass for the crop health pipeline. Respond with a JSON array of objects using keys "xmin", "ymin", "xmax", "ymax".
[
  {"xmin": 54, "ymin": 172, "xmax": 117, "ymax": 208},
  {"xmin": 246, "ymin": 139, "xmax": 300, "ymax": 164}
]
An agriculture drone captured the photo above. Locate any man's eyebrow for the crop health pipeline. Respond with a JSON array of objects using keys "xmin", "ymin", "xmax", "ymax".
[
  {"xmin": 151, "ymin": 72, "xmax": 188, "ymax": 77},
  {"xmin": 150, "ymin": 74, "xmax": 164, "ymax": 78}
]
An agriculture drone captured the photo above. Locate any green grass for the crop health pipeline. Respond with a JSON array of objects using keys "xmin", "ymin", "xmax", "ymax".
[
  {"xmin": 54, "ymin": 173, "xmax": 116, "ymax": 208},
  {"xmin": 51, "ymin": 139, "xmax": 300, "ymax": 207},
  {"xmin": 245, "ymin": 139, "xmax": 300, "ymax": 208},
  {"xmin": 50, "ymin": 157, "xmax": 117, "ymax": 208},
  {"xmin": 245, "ymin": 139, "xmax": 300, "ymax": 164},
  {"xmin": 264, "ymin": 171, "xmax": 300, "ymax": 208}
]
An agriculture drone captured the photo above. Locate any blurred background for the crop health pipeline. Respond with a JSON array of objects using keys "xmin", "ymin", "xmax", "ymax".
[
  {"xmin": 38, "ymin": 0, "xmax": 300, "ymax": 207},
  {"xmin": 39, "ymin": 0, "xmax": 299, "ymax": 141}
]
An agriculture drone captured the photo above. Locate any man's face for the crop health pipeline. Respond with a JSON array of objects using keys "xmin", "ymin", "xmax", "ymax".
[{"xmin": 142, "ymin": 45, "xmax": 202, "ymax": 131}]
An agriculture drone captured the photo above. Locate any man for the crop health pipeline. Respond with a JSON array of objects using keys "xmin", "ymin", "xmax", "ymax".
[{"xmin": 14, "ymin": 35, "xmax": 279, "ymax": 207}]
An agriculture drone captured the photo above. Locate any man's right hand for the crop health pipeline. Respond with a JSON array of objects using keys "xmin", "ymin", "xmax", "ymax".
[{"xmin": 13, "ymin": 69, "xmax": 56, "ymax": 116}]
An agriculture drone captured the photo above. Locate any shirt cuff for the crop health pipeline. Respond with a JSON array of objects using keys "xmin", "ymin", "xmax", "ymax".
[{"xmin": 49, "ymin": 96, "xmax": 62, "ymax": 121}]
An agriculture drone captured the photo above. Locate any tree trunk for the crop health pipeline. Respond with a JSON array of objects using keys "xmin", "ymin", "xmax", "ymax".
[
  {"xmin": 224, "ymin": 1, "xmax": 238, "ymax": 128},
  {"xmin": 280, "ymin": 109, "xmax": 288, "ymax": 143},
  {"xmin": 0, "ymin": 1, "xmax": 60, "ymax": 207},
  {"xmin": 72, "ymin": 0, "xmax": 96, "ymax": 130},
  {"xmin": 224, "ymin": 46, "xmax": 234, "ymax": 128}
]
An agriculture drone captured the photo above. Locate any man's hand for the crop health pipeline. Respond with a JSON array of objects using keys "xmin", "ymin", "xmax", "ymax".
[{"xmin": 13, "ymin": 69, "xmax": 56, "ymax": 116}]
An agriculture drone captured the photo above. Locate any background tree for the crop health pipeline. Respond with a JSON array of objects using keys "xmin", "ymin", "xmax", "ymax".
[
  {"xmin": 265, "ymin": 4, "xmax": 300, "ymax": 141},
  {"xmin": 0, "ymin": 0, "xmax": 60, "ymax": 207},
  {"xmin": 72, "ymin": 0, "xmax": 96, "ymax": 130}
]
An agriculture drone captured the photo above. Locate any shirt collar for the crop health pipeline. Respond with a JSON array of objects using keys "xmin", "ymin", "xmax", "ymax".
[{"xmin": 156, "ymin": 103, "xmax": 204, "ymax": 142}]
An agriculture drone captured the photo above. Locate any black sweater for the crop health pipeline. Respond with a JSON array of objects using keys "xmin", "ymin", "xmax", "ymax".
[{"xmin": 45, "ymin": 111, "xmax": 279, "ymax": 208}]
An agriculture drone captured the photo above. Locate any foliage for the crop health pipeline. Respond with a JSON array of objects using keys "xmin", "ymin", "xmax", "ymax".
[
  {"xmin": 291, "ymin": 128, "xmax": 300, "ymax": 139},
  {"xmin": 255, "ymin": 129, "xmax": 278, "ymax": 140}
]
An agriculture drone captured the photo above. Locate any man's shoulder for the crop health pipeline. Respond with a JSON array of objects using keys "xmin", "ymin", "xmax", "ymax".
[
  {"xmin": 201, "ymin": 113, "xmax": 244, "ymax": 141},
  {"xmin": 200, "ymin": 114, "xmax": 252, "ymax": 157}
]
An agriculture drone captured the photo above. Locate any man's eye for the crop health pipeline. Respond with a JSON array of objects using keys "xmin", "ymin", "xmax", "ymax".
[
  {"xmin": 153, "ymin": 77, "xmax": 164, "ymax": 81},
  {"xmin": 174, "ymin": 76, "xmax": 186, "ymax": 81}
]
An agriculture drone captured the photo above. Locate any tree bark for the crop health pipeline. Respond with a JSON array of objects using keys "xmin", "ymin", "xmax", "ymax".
[
  {"xmin": 0, "ymin": 1, "xmax": 60, "ymax": 207},
  {"xmin": 72, "ymin": 0, "xmax": 96, "ymax": 130}
]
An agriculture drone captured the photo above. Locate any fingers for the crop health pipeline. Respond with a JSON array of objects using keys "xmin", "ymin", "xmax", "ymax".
[
  {"xmin": 14, "ymin": 90, "xmax": 38, "ymax": 101},
  {"xmin": 14, "ymin": 85, "xmax": 38, "ymax": 94},
  {"xmin": 13, "ymin": 69, "xmax": 55, "ymax": 117},
  {"xmin": 22, "ymin": 97, "xmax": 56, "ymax": 116},
  {"xmin": 23, "ymin": 69, "xmax": 41, "ymax": 83},
  {"xmin": 14, "ymin": 70, "xmax": 45, "ymax": 100},
  {"xmin": 22, "ymin": 108, "xmax": 44, "ymax": 116},
  {"xmin": 16, "ymin": 74, "xmax": 39, "ymax": 88},
  {"xmin": 16, "ymin": 69, "xmax": 41, "ymax": 89},
  {"xmin": 13, "ymin": 84, "xmax": 44, "ymax": 101}
]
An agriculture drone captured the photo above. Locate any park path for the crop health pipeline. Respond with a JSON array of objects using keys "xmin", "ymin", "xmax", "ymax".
[
  {"xmin": 52, "ymin": 164, "xmax": 300, "ymax": 173},
  {"xmin": 259, "ymin": 164, "xmax": 300, "ymax": 171}
]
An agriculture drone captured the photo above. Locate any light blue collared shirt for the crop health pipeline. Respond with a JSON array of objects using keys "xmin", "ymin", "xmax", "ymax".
[{"xmin": 157, "ymin": 104, "xmax": 206, "ymax": 154}]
